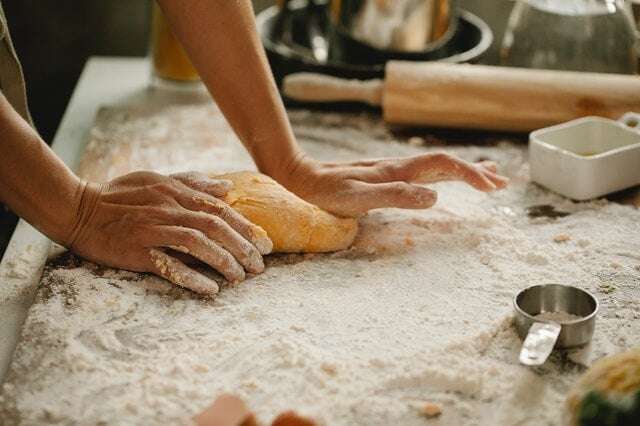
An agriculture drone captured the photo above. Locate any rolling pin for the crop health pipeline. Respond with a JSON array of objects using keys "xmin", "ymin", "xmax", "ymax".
[{"xmin": 282, "ymin": 62, "xmax": 640, "ymax": 132}]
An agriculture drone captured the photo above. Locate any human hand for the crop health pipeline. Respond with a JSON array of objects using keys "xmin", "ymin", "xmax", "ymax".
[
  {"xmin": 275, "ymin": 152, "xmax": 509, "ymax": 217},
  {"xmin": 63, "ymin": 171, "xmax": 272, "ymax": 296}
]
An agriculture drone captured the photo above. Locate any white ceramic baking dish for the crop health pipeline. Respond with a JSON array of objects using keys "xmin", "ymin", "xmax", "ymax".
[{"xmin": 529, "ymin": 113, "xmax": 640, "ymax": 200}]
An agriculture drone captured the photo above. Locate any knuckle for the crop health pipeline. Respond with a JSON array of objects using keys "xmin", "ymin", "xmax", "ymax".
[
  {"xmin": 237, "ymin": 239, "xmax": 257, "ymax": 259},
  {"xmin": 204, "ymin": 214, "xmax": 225, "ymax": 230},
  {"xmin": 214, "ymin": 203, "xmax": 235, "ymax": 221},
  {"xmin": 179, "ymin": 228, "xmax": 204, "ymax": 245},
  {"xmin": 150, "ymin": 181, "xmax": 177, "ymax": 195},
  {"xmin": 156, "ymin": 207, "xmax": 179, "ymax": 222},
  {"xmin": 202, "ymin": 197, "xmax": 225, "ymax": 214}
]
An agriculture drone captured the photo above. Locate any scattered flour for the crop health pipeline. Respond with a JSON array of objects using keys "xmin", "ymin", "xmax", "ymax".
[{"xmin": 1, "ymin": 100, "xmax": 639, "ymax": 425}]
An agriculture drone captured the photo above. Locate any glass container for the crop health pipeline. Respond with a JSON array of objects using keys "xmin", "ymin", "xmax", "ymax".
[
  {"xmin": 149, "ymin": 3, "xmax": 201, "ymax": 86},
  {"xmin": 501, "ymin": 0, "xmax": 638, "ymax": 74}
]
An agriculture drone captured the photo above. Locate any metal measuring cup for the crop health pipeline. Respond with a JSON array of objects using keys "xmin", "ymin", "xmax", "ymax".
[{"xmin": 513, "ymin": 284, "xmax": 599, "ymax": 366}]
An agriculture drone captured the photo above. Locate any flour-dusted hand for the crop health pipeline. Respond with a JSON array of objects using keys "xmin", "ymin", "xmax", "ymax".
[
  {"xmin": 275, "ymin": 153, "xmax": 509, "ymax": 217},
  {"xmin": 64, "ymin": 171, "xmax": 273, "ymax": 296}
]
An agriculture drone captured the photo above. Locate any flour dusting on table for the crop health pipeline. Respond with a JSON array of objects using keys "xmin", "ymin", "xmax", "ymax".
[{"xmin": 1, "ymin": 98, "xmax": 639, "ymax": 425}]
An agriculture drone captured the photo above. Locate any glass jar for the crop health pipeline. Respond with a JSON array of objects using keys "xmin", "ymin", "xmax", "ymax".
[
  {"xmin": 149, "ymin": 3, "xmax": 201, "ymax": 86},
  {"xmin": 501, "ymin": 0, "xmax": 638, "ymax": 74}
]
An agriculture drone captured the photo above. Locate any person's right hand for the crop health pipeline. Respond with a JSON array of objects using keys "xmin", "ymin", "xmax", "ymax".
[{"xmin": 63, "ymin": 171, "xmax": 273, "ymax": 296}]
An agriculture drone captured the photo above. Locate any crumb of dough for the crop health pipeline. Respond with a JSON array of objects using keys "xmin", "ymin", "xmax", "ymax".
[
  {"xmin": 404, "ymin": 235, "xmax": 415, "ymax": 247},
  {"xmin": 421, "ymin": 402, "xmax": 442, "ymax": 418},
  {"xmin": 553, "ymin": 233, "xmax": 571, "ymax": 243},
  {"xmin": 320, "ymin": 362, "xmax": 338, "ymax": 376}
]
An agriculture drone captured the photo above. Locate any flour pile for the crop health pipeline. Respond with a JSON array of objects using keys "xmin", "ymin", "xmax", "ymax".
[{"xmin": 1, "ymin": 100, "xmax": 638, "ymax": 425}]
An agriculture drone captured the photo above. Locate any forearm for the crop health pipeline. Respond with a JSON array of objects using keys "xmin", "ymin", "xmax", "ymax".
[
  {"xmin": 0, "ymin": 94, "xmax": 83, "ymax": 244},
  {"xmin": 157, "ymin": 0, "xmax": 301, "ymax": 180}
]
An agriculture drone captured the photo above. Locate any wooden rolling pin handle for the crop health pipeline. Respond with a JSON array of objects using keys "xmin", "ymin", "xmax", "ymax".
[
  {"xmin": 282, "ymin": 72, "xmax": 384, "ymax": 106},
  {"xmin": 383, "ymin": 62, "xmax": 640, "ymax": 131}
]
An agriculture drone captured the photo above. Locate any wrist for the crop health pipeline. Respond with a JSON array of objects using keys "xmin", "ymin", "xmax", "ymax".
[
  {"xmin": 33, "ymin": 173, "xmax": 83, "ymax": 245},
  {"xmin": 63, "ymin": 182, "xmax": 102, "ymax": 249},
  {"xmin": 264, "ymin": 150, "xmax": 313, "ymax": 189},
  {"xmin": 50, "ymin": 180, "xmax": 101, "ymax": 248}
]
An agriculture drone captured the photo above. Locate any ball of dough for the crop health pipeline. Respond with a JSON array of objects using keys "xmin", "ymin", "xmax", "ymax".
[{"xmin": 213, "ymin": 172, "xmax": 358, "ymax": 253}]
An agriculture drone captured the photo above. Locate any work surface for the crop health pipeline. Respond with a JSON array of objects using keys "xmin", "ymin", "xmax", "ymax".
[{"xmin": 1, "ymin": 65, "xmax": 640, "ymax": 426}]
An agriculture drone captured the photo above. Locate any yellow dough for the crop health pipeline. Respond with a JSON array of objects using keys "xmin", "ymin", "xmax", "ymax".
[{"xmin": 213, "ymin": 171, "xmax": 358, "ymax": 253}]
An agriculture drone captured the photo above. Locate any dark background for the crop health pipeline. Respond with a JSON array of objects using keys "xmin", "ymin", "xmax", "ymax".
[
  {"xmin": 0, "ymin": 1, "xmax": 151, "ymax": 257},
  {"xmin": 5, "ymin": 1, "xmax": 152, "ymax": 141}
]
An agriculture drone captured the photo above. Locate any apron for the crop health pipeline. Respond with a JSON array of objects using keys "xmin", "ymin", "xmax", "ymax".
[{"xmin": 0, "ymin": 0, "xmax": 33, "ymax": 125}]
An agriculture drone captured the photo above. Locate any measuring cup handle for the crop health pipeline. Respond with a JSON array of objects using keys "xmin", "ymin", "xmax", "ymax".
[
  {"xmin": 519, "ymin": 321, "xmax": 561, "ymax": 366},
  {"xmin": 618, "ymin": 112, "xmax": 640, "ymax": 133}
]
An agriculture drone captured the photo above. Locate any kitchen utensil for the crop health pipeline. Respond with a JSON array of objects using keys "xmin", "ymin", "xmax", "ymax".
[
  {"xmin": 149, "ymin": 3, "xmax": 200, "ymax": 85},
  {"xmin": 514, "ymin": 284, "xmax": 598, "ymax": 366},
  {"xmin": 331, "ymin": 0, "xmax": 457, "ymax": 50},
  {"xmin": 501, "ymin": 0, "xmax": 638, "ymax": 74},
  {"xmin": 529, "ymin": 113, "xmax": 640, "ymax": 200},
  {"xmin": 328, "ymin": 0, "xmax": 460, "ymax": 64},
  {"xmin": 256, "ymin": 3, "xmax": 493, "ymax": 83},
  {"xmin": 282, "ymin": 62, "xmax": 640, "ymax": 131},
  {"xmin": 276, "ymin": 0, "xmax": 330, "ymax": 62}
]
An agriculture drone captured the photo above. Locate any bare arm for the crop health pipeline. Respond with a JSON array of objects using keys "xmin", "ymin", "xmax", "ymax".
[
  {"xmin": 159, "ymin": 0, "xmax": 508, "ymax": 217},
  {"xmin": 0, "ymin": 94, "xmax": 83, "ymax": 243},
  {"xmin": 0, "ymin": 95, "xmax": 270, "ymax": 294},
  {"xmin": 156, "ymin": 0, "xmax": 299, "ymax": 180}
]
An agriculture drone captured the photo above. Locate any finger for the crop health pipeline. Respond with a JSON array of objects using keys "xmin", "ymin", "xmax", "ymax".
[
  {"xmin": 155, "ymin": 226, "xmax": 245, "ymax": 283},
  {"xmin": 412, "ymin": 156, "xmax": 498, "ymax": 192},
  {"xmin": 477, "ymin": 161, "xmax": 497, "ymax": 173},
  {"xmin": 348, "ymin": 154, "xmax": 496, "ymax": 191},
  {"xmin": 171, "ymin": 172, "xmax": 232, "ymax": 197},
  {"xmin": 481, "ymin": 168, "xmax": 509, "ymax": 189},
  {"xmin": 342, "ymin": 181, "xmax": 437, "ymax": 215},
  {"xmin": 148, "ymin": 248, "xmax": 219, "ymax": 296},
  {"xmin": 179, "ymin": 194, "xmax": 273, "ymax": 255},
  {"xmin": 475, "ymin": 160, "xmax": 509, "ymax": 187},
  {"xmin": 181, "ymin": 211, "xmax": 265, "ymax": 274},
  {"xmin": 344, "ymin": 158, "xmax": 386, "ymax": 167}
]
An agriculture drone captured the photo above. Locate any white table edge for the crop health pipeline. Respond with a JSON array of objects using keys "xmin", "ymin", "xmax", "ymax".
[{"xmin": 0, "ymin": 56, "xmax": 151, "ymax": 385}]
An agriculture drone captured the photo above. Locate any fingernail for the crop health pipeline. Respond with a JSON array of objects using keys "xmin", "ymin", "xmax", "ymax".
[
  {"xmin": 417, "ymin": 189, "xmax": 438, "ymax": 206},
  {"xmin": 227, "ymin": 264, "xmax": 246, "ymax": 284},
  {"xmin": 193, "ymin": 275, "xmax": 220, "ymax": 296},
  {"xmin": 248, "ymin": 255, "xmax": 265, "ymax": 274},
  {"xmin": 250, "ymin": 226, "xmax": 273, "ymax": 255},
  {"xmin": 255, "ymin": 236, "xmax": 273, "ymax": 255},
  {"xmin": 426, "ymin": 191, "xmax": 438, "ymax": 206}
]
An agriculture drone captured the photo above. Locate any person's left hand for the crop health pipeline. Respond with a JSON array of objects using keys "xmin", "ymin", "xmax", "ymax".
[{"xmin": 274, "ymin": 152, "xmax": 509, "ymax": 218}]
